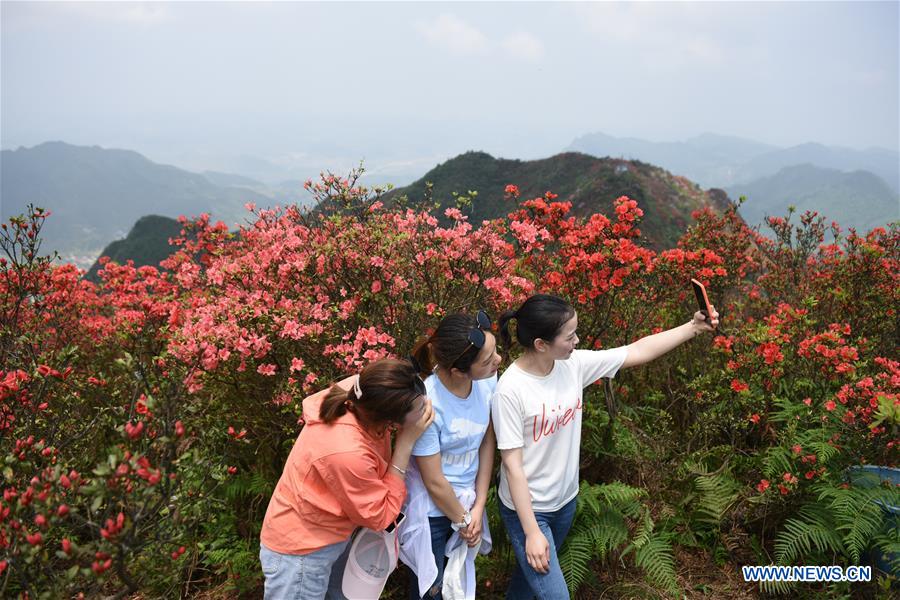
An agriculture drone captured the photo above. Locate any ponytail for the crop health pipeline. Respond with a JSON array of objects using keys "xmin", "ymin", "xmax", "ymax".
[
  {"xmin": 497, "ymin": 309, "xmax": 518, "ymax": 349},
  {"xmin": 410, "ymin": 337, "xmax": 435, "ymax": 378},
  {"xmin": 319, "ymin": 384, "xmax": 359, "ymax": 424}
]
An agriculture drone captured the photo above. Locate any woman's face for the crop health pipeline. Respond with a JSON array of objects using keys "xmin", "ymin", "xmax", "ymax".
[
  {"xmin": 464, "ymin": 332, "xmax": 502, "ymax": 380},
  {"xmin": 545, "ymin": 313, "xmax": 579, "ymax": 360}
]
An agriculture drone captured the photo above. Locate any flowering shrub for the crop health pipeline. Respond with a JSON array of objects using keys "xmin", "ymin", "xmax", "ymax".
[{"xmin": 1, "ymin": 170, "xmax": 897, "ymax": 596}]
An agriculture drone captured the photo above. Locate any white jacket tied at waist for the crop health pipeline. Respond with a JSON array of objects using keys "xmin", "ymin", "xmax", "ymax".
[{"xmin": 398, "ymin": 461, "xmax": 492, "ymax": 600}]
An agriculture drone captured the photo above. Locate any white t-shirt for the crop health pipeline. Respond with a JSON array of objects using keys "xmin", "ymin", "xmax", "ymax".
[
  {"xmin": 412, "ymin": 372, "xmax": 497, "ymax": 517},
  {"xmin": 492, "ymin": 347, "xmax": 628, "ymax": 512}
]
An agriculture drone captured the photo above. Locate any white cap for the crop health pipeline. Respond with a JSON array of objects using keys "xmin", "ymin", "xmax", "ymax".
[{"xmin": 342, "ymin": 527, "xmax": 397, "ymax": 599}]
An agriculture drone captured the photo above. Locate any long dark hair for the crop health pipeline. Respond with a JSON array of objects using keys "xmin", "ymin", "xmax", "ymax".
[
  {"xmin": 410, "ymin": 313, "xmax": 484, "ymax": 376},
  {"xmin": 319, "ymin": 359, "xmax": 421, "ymax": 427},
  {"xmin": 498, "ymin": 294, "xmax": 575, "ymax": 350}
]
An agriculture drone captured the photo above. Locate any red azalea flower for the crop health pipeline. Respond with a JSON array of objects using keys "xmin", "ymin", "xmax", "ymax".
[{"xmin": 731, "ymin": 379, "xmax": 749, "ymax": 393}]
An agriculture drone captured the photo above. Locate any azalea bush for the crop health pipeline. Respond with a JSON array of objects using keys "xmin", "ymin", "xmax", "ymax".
[{"xmin": 1, "ymin": 170, "xmax": 897, "ymax": 598}]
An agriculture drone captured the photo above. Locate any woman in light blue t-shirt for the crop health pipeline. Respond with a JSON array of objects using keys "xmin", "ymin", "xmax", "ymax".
[{"xmin": 406, "ymin": 311, "xmax": 501, "ymax": 599}]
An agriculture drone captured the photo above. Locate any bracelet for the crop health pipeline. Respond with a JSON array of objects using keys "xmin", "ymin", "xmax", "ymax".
[{"xmin": 390, "ymin": 463, "xmax": 406, "ymax": 476}]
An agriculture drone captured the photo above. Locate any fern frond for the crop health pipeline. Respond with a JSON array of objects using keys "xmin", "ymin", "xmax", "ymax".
[
  {"xmin": 762, "ymin": 446, "xmax": 793, "ymax": 481},
  {"xmin": 774, "ymin": 504, "xmax": 842, "ymax": 564},
  {"xmin": 559, "ymin": 532, "xmax": 594, "ymax": 595},
  {"xmin": 758, "ymin": 578, "xmax": 796, "ymax": 595},
  {"xmin": 694, "ymin": 470, "xmax": 740, "ymax": 527},
  {"xmin": 826, "ymin": 484, "xmax": 890, "ymax": 563},
  {"xmin": 634, "ymin": 535, "xmax": 678, "ymax": 593},
  {"xmin": 593, "ymin": 509, "xmax": 629, "ymax": 556},
  {"xmin": 806, "ymin": 440, "xmax": 839, "ymax": 465}
]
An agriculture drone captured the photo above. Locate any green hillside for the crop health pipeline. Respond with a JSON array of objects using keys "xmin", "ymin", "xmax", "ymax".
[
  {"xmin": 730, "ymin": 164, "xmax": 900, "ymax": 233},
  {"xmin": 386, "ymin": 151, "xmax": 732, "ymax": 249},
  {"xmin": 84, "ymin": 215, "xmax": 184, "ymax": 282}
]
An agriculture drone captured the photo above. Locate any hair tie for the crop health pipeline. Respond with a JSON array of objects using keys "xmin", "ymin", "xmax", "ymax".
[{"xmin": 352, "ymin": 374, "xmax": 362, "ymax": 400}]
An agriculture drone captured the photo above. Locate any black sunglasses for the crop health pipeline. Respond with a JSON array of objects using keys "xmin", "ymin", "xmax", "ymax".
[{"xmin": 448, "ymin": 310, "xmax": 492, "ymax": 369}]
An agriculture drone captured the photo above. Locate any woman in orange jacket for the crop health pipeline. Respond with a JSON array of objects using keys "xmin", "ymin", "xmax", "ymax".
[{"xmin": 260, "ymin": 358, "xmax": 435, "ymax": 599}]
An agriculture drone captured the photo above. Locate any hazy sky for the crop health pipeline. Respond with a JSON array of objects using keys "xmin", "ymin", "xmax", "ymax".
[{"xmin": 2, "ymin": 1, "xmax": 898, "ymax": 183}]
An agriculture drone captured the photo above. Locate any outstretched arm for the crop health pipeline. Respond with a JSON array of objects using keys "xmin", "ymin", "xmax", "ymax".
[{"xmin": 621, "ymin": 307, "xmax": 719, "ymax": 369}]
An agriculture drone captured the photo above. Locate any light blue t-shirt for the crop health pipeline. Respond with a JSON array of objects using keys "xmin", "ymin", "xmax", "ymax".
[{"xmin": 411, "ymin": 372, "xmax": 497, "ymax": 517}]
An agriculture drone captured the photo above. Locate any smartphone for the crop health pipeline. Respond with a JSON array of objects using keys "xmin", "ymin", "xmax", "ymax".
[
  {"xmin": 385, "ymin": 511, "xmax": 405, "ymax": 533},
  {"xmin": 690, "ymin": 278, "xmax": 713, "ymax": 323}
]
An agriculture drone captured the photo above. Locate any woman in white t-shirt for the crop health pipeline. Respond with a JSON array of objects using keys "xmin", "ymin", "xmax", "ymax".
[
  {"xmin": 403, "ymin": 311, "xmax": 502, "ymax": 599},
  {"xmin": 492, "ymin": 294, "xmax": 718, "ymax": 599}
]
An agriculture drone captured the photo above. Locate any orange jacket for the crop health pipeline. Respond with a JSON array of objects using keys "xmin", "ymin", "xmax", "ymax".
[{"xmin": 260, "ymin": 381, "xmax": 407, "ymax": 555}]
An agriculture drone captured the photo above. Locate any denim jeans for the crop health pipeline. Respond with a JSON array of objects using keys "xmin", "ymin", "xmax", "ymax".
[
  {"xmin": 499, "ymin": 496, "xmax": 578, "ymax": 600},
  {"xmin": 408, "ymin": 516, "xmax": 453, "ymax": 599},
  {"xmin": 260, "ymin": 537, "xmax": 353, "ymax": 600}
]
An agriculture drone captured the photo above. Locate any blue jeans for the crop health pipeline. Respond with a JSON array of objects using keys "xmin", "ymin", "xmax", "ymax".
[
  {"xmin": 408, "ymin": 516, "xmax": 453, "ymax": 599},
  {"xmin": 499, "ymin": 496, "xmax": 577, "ymax": 600},
  {"xmin": 260, "ymin": 537, "xmax": 353, "ymax": 600}
]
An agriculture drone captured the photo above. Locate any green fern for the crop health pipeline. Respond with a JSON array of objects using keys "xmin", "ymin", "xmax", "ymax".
[
  {"xmin": 774, "ymin": 481, "xmax": 898, "ymax": 571},
  {"xmin": 775, "ymin": 503, "xmax": 846, "ymax": 565},
  {"xmin": 634, "ymin": 536, "xmax": 678, "ymax": 593},
  {"xmin": 769, "ymin": 396, "xmax": 808, "ymax": 424},
  {"xmin": 806, "ymin": 440, "xmax": 839, "ymax": 465},
  {"xmin": 224, "ymin": 470, "xmax": 274, "ymax": 501},
  {"xmin": 758, "ymin": 577, "xmax": 796, "ymax": 595},
  {"xmin": 558, "ymin": 481, "xmax": 648, "ymax": 595},
  {"xmin": 621, "ymin": 511, "xmax": 679, "ymax": 593},
  {"xmin": 693, "ymin": 468, "xmax": 740, "ymax": 528},
  {"xmin": 559, "ymin": 530, "xmax": 595, "ymax": 594},
  {"xmin": 762, "ymin": 446, "xmax": 794, "ymax": 481},
  {"xmin": 826, "ymin": 487, "xmax": 885, "ymax": 563},
  {"xmin": 592, "ymin": 510, "xmax": 630, "ymax": 558}
]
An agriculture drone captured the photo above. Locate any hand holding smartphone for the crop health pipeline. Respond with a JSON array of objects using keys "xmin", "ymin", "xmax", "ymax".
[{"xmin": 690, "ymin": 278, "xmax": 716, "ymax": 328}]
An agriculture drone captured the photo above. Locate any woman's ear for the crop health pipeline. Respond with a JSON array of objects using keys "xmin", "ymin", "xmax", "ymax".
[{"xmin": 533, "ymin": 338, "xmax": 548, "ymax": 353}]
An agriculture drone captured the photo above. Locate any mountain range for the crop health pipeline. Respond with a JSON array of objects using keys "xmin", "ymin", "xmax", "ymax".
[
  {"xmin": 566, "ymin": 132, "xmax": 899, "ymax": 232},
  {"xmin": 2, "ymin": 137, "xmax": 897, "ymax": 273},
  {"xmin": 566, "ymin": 132, "xmax": 899, "ymax": 192},
  {"xmin": 82, "ymin": 150, "xmax": 731, "ymax": 277},
  {"xmin": 0, "ymin": 142, "xmax": 309, "ymax": 268}
]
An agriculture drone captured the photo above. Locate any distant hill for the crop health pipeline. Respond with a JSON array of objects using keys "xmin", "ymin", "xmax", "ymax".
[
  {"xmin": 84, "ymin": 215, "xmax": 183, "ymax": 282},
  {"xmin": 0, "ymin": 142, "xmax": 305, "ymax": 269},
  {"xmin": 566, "ymin": 132, "xmax": 778, "ymax": 188},
  {"xmin": 737, "ymin": 143, "xmax": 899, "ymax": 193},
  {"xmin": 729, "ymin": 164, "xmax": 900, "ymax": 233},
  {"xmin": 386, "ymin": 151, "xmax": 732, "ymax": 249},
  {"xmin": 567, "ymin": 132, "xmax": 900, "ymax": 193}
]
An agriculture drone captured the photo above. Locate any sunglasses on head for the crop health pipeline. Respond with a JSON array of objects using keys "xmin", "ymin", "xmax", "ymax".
[{"xmin": 448, "ymin": 310, "xmax": 492, "ymax": 369}]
